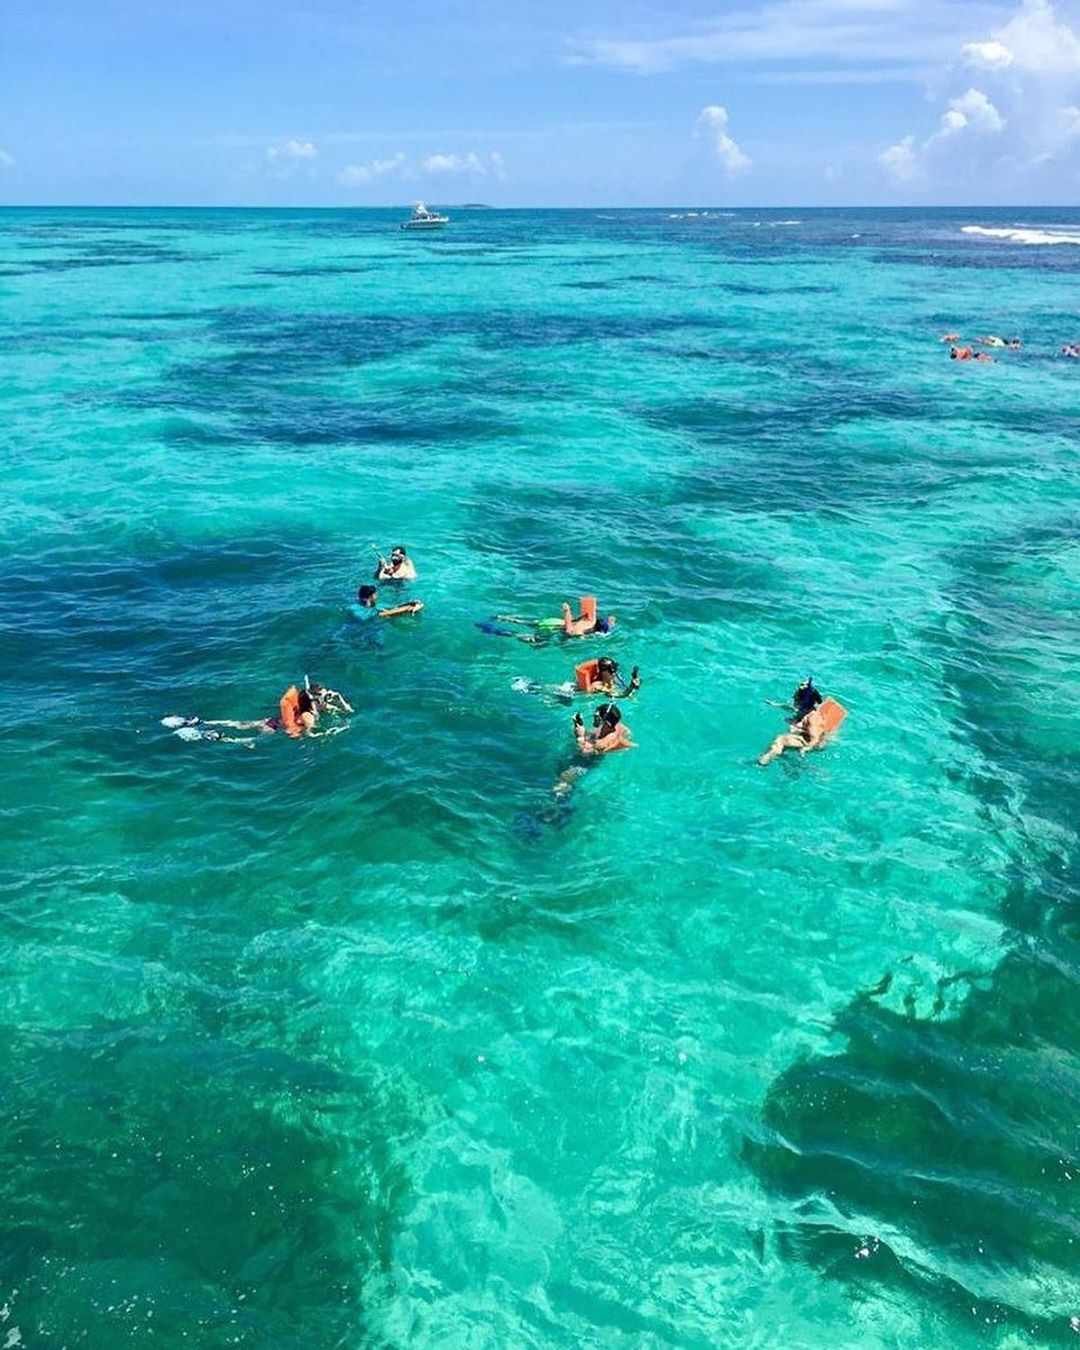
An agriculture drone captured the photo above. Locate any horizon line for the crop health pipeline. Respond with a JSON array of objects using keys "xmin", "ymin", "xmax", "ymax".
[{"xmin": 0, "ymin": 202, "xmax": 1063, "ymax": 212}]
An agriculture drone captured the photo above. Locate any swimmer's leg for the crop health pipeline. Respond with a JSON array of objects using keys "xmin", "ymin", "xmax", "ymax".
[
  {"xmin": 552, "ymin": 765, "xmax": 587, "ymax": 796},
  {"xmin": 758, "ymin": 734, "xmax": 803, "ymax": 766},
  {"xmin": 200, "ymin": 719, "xmax": 273, "ymax": 731}
]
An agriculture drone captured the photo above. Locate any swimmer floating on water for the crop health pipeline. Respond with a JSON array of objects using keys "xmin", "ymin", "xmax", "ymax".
[
  {"xmin": 163, "ymin": 678, "xmax": 352, "ymax": 745},
  {"xmin": 553, "ymin": 703, "xmax": 635, "ymax": 795},
  {"xmin": 757, "ymin": 705, "xmax": 828, "ymax": 766},
  {"xmin": 482, "ymin": 595, "xmax": 615, "ymax": 644},
  {"xmin": 576, "ymin": 656, "xmax": 639, "ymax": 696},
  {"xmin": 512, "ymin": 657, "xmax": 641, "ymax": 701},
  {"xmin": 350, "ymin": 584, "xmax": 424, "ymax": 621},
  {"xmin": 372, "ymin": 544, "xmax": 417, "ymax": 582}
]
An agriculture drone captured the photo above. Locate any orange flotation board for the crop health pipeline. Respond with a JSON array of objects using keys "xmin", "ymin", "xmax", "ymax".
[
  {"xmin": 579, "ymin": 595, "xmax": 597, "ymax": 626},
  {"xmin": 818, "ymin": 697, "xmax": 847, "ymax": 735},
  {"xmin": 575, "ymin": 658, "xmax": 601, "ymax": 691},
  {"xmin": 279, "ymin": 685, "xmax": 303, "ymax": 737}
]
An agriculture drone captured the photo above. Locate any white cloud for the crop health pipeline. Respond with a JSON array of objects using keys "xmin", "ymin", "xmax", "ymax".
[
  {"xmin": 695, "ymin": 105, "xmax": 752, "ymax": 174},
  {"xmin": 568, "ymin": 1, "xmax": 992, "ymax": 74},
  {"xmin": 266, "ymin": 139, "xmax": 317, "ymax": 162},
  {"xmin": 337, "ymin": 153, "xmax": 405, "ymax": 186},
  {"xmin": 961, "ymin": 38, "xmax": 1014, "ymax": 69},
  {"xmin": 933, "ymin": 87, "xmax": 1005, "ymax": 138},
  {"xmin": 967, "ymin": 0, "xmax": 1080, "ymax": 75},
  {"xmin": 879, "ymin": 134, "xmax": 920, "ymax": 181},
  {"xmin": 421, "ymin": 151, "xmax": 503, "ymax": 176},
  {"xmin": 0, "ymin": 148, "xmax": 14, "ymax": 169}
]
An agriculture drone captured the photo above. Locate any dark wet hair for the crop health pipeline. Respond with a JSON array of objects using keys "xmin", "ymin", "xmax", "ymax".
[
  {"xmin": 358, "ymin": 584, "xmax": 378, "ymax": 602},
  {"xmin": 598, "ymin": 657, "xmax": 618, "ymax": 675},
  {"xmin": 594, "ymin": 703, "xmax": 621, "ymax": 728},
  {"xmin": 391, "ymin": 545, "xmax": 407, "ymax": 557},
  {"xmin": 297, "ymin": 689, "xmax": 315, "ymax": 714}
]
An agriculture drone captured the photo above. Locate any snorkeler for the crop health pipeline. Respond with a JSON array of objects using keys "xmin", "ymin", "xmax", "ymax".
[
  {"xmin": 350, "ymin": 584, "xmax": 424, "ymax": 621},
  {"xmin": 576, "ymin": 657, "xmax": 640, "ymax": 696},
  {"xmin": 574, "ymin": 703, "xmax": 634, "ymax": 755},
  {"xmin": 480, "ymin": 597, "xmax": 616, "ymax": 645},
  {"xmin": 163, "ymin": 678, "xmax": 351, "ymax": 743},
  {"xmin": 757, "ymin": 705, "xmax": 828, "ymax": 766},
  {"xmin": 552, "ymin": 703, "xmax": 635, "ymax": 794},
  {"xmin": 373, "ymin": 545, "xmax": 417, "ymax": 582}
]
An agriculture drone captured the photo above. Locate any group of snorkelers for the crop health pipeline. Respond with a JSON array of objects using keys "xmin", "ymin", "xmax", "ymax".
[
  {"xmin": 942, "ymin": 332, "xmax": 1020, "ymax": 363},
  {"xmin": 165, "ymin": 544, "xmax": 842, "ymax": 775},
  {"xmin": 943, "ymin": 331, "xmax": 1080, "ymax": 363}
]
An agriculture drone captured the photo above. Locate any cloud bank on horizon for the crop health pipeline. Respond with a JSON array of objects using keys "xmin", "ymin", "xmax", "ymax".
[{"xmin": 3, "ymin": 0, "xmax": 1080, "ymax": 204}]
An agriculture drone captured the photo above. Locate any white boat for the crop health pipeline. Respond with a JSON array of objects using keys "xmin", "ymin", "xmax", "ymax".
[{"xmin": 400, "ymin": 202, "xmax": 449, "ymax": 231}]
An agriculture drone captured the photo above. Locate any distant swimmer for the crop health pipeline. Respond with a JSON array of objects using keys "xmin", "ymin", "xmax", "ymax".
[
  {"xmin": 1006, "ymin": 337, "xmax": 1023, "ymax": 350},
  {"xmin": 757, "ymin": 706, "xmax": 828, "ymax": 766},
  {"xmin": 373, "ymin": 545, "xmax": 417, "ymax": 582},
  {"xmin": 575, "ymin": 656, "xmax": 640, "ymax": 697},
  {"xmin": 1062, "ymin": 344, "xmax": 1080, "ymax": 359},
  {"xmin": 940, "ymin": 332, "xmax": 960, "ymax": 343},
  {"xmin": 350, "ymin": 584, "xmax": 424, "ymax": 622},
  {"xmin": 950, "ymin": 346, "xmax": 993, "ymax": 363},
  {"xmin": 977, "ymin": 335, "xmax": 1007, "ymax": 348}
]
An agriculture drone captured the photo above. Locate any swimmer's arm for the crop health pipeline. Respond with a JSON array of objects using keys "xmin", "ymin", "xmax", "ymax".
[
  {"xmin": 617, "ymin": 668, "xmax": 641, "ymax": 699},
  {"xmin": 378, "ymin": 600, "xmax": 424, "ymax": 618}
]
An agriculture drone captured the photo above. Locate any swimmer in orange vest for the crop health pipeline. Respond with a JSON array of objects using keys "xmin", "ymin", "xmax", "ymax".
[
  {"xmin": 163, "ymin": 677, "xmax": 351, "ymax": 743},
  {"xmin": 757, "ymin": 706, "xmax": 828, "ymax": 765},
  {"xmin": 575, "ymin": 656, "xmax": 640, "ymax": 697}
]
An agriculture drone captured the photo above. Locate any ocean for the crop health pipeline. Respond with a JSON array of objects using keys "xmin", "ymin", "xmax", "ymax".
[{"xmin": 1, "ymin": 204, "xmax": 1078, "ymax": 1347}]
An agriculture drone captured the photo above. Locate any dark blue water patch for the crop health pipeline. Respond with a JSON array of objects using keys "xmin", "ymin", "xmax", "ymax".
[
  {"xmin": 878, "ymin": 248, "xmax": 1080, "ymax": 276},
  {"xmin": 13, "ymin": 247, "xmax": 218, "ymax": 274},
  {"xmin": 0, "ymin": 529, "xmax": 326, "ymax": 704},
  {"xmin": 253, "ymin": 264, "xmax": 376, "ymax": 277},
  {"xmin": 0, "ymin": 1021, "xmax": 409, "ymax": 1347},
  {"xmin": 463, "ymin": 477, "xmax": 782, "ymax": 623},
  {"xmin": 560, "ymin": 280, "xmax": 614, "ymax": 290}
]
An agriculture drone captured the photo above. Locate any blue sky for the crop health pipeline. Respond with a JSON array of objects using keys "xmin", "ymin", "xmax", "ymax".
[{"xmin": 3, "ymin": 0, "xmax": 1080, "ymax": 205}]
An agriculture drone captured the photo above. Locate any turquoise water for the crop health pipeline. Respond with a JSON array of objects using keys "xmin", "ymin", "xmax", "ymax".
[{"xmin": 2, "ymin": 205, "xmax": 1079, "ymax": 1347}]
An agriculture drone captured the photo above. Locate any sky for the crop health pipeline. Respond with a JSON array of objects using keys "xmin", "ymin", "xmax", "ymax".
[{"xmin": 3, "ymin": 0, "xmax": 1080, "ymax": 205}]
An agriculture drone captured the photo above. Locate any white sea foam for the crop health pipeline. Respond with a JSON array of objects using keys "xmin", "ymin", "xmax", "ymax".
[{"xmin": 962, "ymin": 224, "xmax": 1080, "ymax": 246}]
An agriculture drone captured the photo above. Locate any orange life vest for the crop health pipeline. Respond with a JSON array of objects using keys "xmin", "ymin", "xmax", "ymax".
[{"xmin": 279, "ymin": 686, "xmax": 303, "ymax": 737}]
